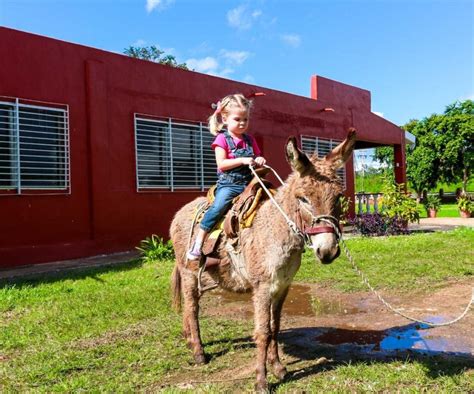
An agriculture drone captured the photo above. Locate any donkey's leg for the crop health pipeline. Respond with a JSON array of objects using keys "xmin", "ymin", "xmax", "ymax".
[
  {"xmin": 181, "ymin": 270, "xmax": 206, "ymax": 364},
  {"xmin": 268, "ymin": 286, "xmax": 289, "ymax": 380},
  {"xmin": 253, "ymin": 285, "xmax": 272, "ymax": 391}
]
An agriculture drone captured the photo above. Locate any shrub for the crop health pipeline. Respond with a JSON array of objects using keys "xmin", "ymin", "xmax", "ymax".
[
  {"xmin": 338, "ymin": 195, "xmax": 352, "ymax": 224},
  {"xmin": 457, "ymin": 194, "xmax": 473, "ymax": 213},
  {"xmin": 136, "ymin": 234, "xmax": 174, "ymax": 262},
  {"xmin": 380, "ymin": 180, "xmax": 420, "ymax": 224},
  {"xmin": 350, "ymin": 213, "xmax": 409, "ymax": 237},
  {"xmin": 423, "ymin": 195, "xmax": 441, "ymax": 211}
]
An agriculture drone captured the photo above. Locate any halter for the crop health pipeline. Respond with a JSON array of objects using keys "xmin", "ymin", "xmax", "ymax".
[{"xmin": 248, "ymin": 165, "xmax": 341, "ymax": 247}]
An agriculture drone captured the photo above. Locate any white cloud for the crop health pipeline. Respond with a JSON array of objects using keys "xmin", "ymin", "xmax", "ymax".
[
  {"xmin": 227, "ymin": 5, "xmax": 262, "ymax": 30},
  {"xmin": 146, "ymin": 0, "xmax": 173, "ymax": 13},
  {"xmin": 220, "ymin": 50, "xmax": 250, "ymax": 65},
  {"xmin": 281, "ymin": 34, "xmax": 301, "ymax": 48},
  {"xmin": 186, "ymin": 48, "xmax": 251, "ymax": 78},
  {"xmin": 373, "ymin": 111, "xmax": 384, "ymax": 118},
  {"xmin": 186, "ymin": 57, "xmax": 219, "ymax": 74},
  {"xmin": 133, "ymin": 39, "xmax": 147, "ymax": 47}
]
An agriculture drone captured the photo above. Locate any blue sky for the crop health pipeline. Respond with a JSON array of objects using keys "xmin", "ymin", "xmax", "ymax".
[{"xmin": 1, "ymin": 0, "xmax": 472, "ymax": 128}]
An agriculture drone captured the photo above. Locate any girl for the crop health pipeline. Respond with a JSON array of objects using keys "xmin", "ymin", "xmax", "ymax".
[{"xmin": 187, "ymin": 93, "xmax": 266, "ymax": 260}]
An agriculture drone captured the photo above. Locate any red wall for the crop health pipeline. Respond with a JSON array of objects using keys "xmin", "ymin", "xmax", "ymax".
[{"xmin": 0, "ymin": 27, "xmax": 406, "ymax": 268}]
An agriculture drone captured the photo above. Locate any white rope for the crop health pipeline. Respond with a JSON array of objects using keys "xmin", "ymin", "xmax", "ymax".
[{"xmin": 331, "ymin": 220, "xmax": 473, "ymax": 327}]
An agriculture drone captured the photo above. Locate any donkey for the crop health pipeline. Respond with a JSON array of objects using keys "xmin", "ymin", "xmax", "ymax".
[{"xmin": 170, "ymin": 129, "xmax": 356, "ymax": 391}]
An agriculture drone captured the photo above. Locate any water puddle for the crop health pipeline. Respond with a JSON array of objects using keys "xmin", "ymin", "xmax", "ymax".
[
  {"xmin": 213, "ymin": 284, "xmax": 360, "ymax": 317},
  {"xmin": 315, "ymin": 320, "xmax": 472, "ymax": 356}
]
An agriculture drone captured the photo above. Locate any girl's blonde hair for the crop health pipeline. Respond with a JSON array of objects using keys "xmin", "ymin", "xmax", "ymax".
[{"xmin": 208, "ymin": 93, "xmax": 253, "ymax": 136}]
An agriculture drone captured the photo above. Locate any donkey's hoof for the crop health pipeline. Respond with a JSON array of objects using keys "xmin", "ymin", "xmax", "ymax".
[
  {"xmin": 254, "ymin": 381, "xmax": 269, "ymax": 393},
  {"xmin": 273, "ymin": 366, "xmax": 288, "ymax": 381},
  {"xmin": 194, "ymin": 353, "xmax": 207, "ymax": 365}
]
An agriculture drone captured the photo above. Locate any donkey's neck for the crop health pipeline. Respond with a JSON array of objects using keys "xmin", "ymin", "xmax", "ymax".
[{"xmin": 258, "ymin": 173, "xmax": 304, "ymax": 250}]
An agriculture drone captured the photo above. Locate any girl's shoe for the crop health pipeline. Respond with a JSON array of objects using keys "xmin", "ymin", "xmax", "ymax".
[{"xmin": 186, "ymin": 248, "xmax": 202, "ymax": 261}]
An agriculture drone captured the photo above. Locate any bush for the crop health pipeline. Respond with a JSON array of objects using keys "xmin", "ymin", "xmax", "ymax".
[
  {"xmin": 423, "ymin": 195, "xmax": 441, "ymax": 211},
  {"xmin": 380, "ymin": 180, "xmax": 420, "ymax": 224},
  {"xmin": 338, "ymin": 195, "xmax": 352, "ymax": 224},
  {"xmin": 350, "ymin": 213, "xmax": 409, "ymax": 236},
  {"xmin": 136, "ymin": 235, "xmax": 174, "ymax": 262},
  {"xmin": 457, "ymin": 194, "xmax": 473, "ymax": 213}
]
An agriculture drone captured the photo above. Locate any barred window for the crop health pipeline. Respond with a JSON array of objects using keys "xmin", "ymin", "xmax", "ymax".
[
  {"xmin": 301, "ymin": 135, "xmax": 347, "ymax": 189},
  {"xmin": 0, "ymin": 98, "xmax": 70, "ymax": 194},
  {"xmin": 134, "ymin": 115, "xmax": 217, "ymax": 191}
]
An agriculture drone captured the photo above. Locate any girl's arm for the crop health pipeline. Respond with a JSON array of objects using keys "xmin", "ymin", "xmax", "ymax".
[{"xmin": 215, "ymin": 146, "xmax": 255, "ymax": 171}]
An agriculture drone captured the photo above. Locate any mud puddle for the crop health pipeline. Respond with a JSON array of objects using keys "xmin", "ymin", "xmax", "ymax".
[
  {"xmin": 314, "ymin": 322, "xmax": 473, "ymax": 356},
  {"xmin": 208, "ymin": 282, "xmax": 473, "ymax": 358},
  {"xmin": 212, "ymin": 284, "xmax": 361, "ymax": 317}
]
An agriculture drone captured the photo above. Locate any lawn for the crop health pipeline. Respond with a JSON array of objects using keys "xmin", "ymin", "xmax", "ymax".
[{"xmin": 1, "ymin": 227, "xmax": 473, "ymax": 392}]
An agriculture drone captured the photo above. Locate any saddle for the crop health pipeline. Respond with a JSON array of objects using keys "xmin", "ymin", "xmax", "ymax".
[{"xmin": 198, "ymin": 167, "xmax": 275, "ymax": 258}]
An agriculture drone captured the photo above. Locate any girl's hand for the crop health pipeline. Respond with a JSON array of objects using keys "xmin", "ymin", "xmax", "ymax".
[
  {"xmin": 254, "ymin": 156, "xmax": 266, "ymax": 167},
  {"xmin": 242, "ymin": 157, "xmax": 255, "ymax": 166}
]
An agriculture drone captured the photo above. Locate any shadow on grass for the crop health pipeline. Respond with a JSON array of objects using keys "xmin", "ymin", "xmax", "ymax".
[
  {"xmin": 198, "ymin": 324, "xmax": 472, "ymax": 390},
  {"xmin": 0, "ymin": 258, "xmax": 145, "ymax": 289}
]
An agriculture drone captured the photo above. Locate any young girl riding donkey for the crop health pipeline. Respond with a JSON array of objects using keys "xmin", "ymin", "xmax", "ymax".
[{"xmin": 187, "ymin": 93, "xmax": 266, "ymax": 260}]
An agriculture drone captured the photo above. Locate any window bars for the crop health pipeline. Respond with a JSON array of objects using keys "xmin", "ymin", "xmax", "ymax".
[
  {"xmin": 301, "ymin": 135, "xmax": 347, "ymax": 189},
  {"xmin": 0, "ymin": 98, "xmax": 70, "ymax": 195},
  {"xmin": 134, "ymin": 114, "xmax": 218, "ymax": 191}
]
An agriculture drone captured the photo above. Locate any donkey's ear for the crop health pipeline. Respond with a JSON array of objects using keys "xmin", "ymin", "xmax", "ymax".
[
  {"xmin": 285, "ymin": 136, "xmax": 312, "ymax": 175},
  {"xmin": 324, "ymin": 128, "xmax": 357, "ymax": 169}
]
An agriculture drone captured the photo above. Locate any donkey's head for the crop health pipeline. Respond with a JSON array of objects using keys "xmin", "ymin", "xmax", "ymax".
[{"xmin": 285, "ymin": 128, "xmax": 356, "ymax": 264}]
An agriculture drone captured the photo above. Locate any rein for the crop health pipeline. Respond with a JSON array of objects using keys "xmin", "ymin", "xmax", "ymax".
[{"xmin": 250, "ymin": 164, "xmax": 473, "ymax": 327}]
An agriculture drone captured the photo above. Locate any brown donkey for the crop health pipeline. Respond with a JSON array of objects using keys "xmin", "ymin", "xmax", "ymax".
[{"xmin": 170, "ymin": 129, "xmax": 356, "ymax": 391}]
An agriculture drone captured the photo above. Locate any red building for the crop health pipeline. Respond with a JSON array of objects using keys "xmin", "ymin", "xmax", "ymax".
[{"xmin": 0, "ymin": 27, "xmax": 408, "ymax": 268}]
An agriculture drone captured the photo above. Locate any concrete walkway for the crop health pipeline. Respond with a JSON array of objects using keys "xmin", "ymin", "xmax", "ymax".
[
  {"xmin": 1, "ymin": 218, "xmax": 472, "ymax": 282},
  {"xmin": 409, "ymin": 217, "xmax": 474, "ymax": 232}
]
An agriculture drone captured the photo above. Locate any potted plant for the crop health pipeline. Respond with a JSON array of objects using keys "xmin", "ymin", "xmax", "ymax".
[
  {"xmin": 457, "ymin": 194, "xmax": 473, "ymax": 218},
  {"xmin": 423, "ymin": 195, "xmax": 441, "ymax": 218}
]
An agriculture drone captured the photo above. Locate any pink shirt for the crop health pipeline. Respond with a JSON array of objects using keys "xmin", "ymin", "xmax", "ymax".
[{"xmin": 211, "ymin": 132, "xmax": 261, "ymax": 159}]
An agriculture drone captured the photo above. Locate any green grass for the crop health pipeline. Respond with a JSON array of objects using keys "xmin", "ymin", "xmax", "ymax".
[
  {"xmin": 1, "ymin": 228, "xmax": 473, "ymax": 391},
  {"xmin": 296, "ymin": 227, "xmax": 473, "ymax": 292},
  {"xmin": 418, "ymin": 203, "xmax": 461, "ymax": 218}
]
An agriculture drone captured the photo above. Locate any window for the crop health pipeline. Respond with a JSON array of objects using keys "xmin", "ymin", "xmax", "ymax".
[
  {"xmin": 301, "ymin": 135, "xmax": 347, "ymax": 189},
  {"xmin": 0, "ymin": 98, "xmax": 70, "ymax": 194},
  {"xmin": 134, "ymin": 115, "xmax": 217, "ymax": 191}
]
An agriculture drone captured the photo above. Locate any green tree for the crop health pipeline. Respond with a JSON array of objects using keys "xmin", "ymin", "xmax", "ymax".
[
  {"xmin": 436, "ymin": 100, "xmax": 474, "ymax": 192},
  {"xmin": 123, "ymin": 45, "xmax": 188, "ymax": 69},
  {"xmin": 404, "ymin": 116, "xmax": 441, "ymax": 199}
]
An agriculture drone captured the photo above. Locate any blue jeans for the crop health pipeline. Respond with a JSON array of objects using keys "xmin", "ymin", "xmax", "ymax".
[{"xmin": 200, "ymin": 178, "xmax": 246, "ymax": 232}]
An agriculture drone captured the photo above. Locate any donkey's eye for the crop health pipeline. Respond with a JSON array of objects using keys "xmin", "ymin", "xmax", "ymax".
[{"xmin": 298, "ymin": 196, "xmax": 310, "ymax": 205}]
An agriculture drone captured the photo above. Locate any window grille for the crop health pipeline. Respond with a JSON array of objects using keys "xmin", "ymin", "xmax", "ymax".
[
  {"xmin": 301, "ymin": 135, "xmax": 347, "ymax": 189},
  {"xmin": 0, "ymin": 98, "xmax": 70, "ymax": 194},
  {"xmin": 134, "ymin": 115, "xmax": 218, "ymax": 191}
]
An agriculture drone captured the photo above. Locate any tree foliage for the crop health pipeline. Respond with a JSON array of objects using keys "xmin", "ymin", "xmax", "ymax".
[
  {"xmin": 123, "ymin": 45, "xmax": 188, "ymax": 69},
  {"xmin": 398, "ymin": 100, "xmax": 473, "ymax": 196}
]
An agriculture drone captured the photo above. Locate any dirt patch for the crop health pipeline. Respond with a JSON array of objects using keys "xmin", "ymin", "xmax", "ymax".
[
  {"xmin": 158, "ymin": 281, "xmax": 474, "ymax": 390},
  {"xmin": 201, "ymin": 280, "xmax": 474, "ymax": 357}
]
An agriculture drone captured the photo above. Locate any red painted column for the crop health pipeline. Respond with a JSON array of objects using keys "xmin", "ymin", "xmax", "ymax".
[{"xmin": 394, "ymin": 143, "xmax": 407, "ymax": 189}]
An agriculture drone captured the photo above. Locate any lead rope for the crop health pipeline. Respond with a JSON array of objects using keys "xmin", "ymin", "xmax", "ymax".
[
  {"xmin": 336, "ymin": 222, "xmax": 473, "ymax": 327},
  {"xmin": 250, "ymin": 164, "xmax": 473, "ymax": 327}
]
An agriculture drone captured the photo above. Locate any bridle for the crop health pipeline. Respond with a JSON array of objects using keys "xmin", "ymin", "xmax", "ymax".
[
  {"xmin": 249, "ymin": 165, "xmax": 341, "ymax": 247},
  {"xmin": 297, "ymin": 201, "xmax": 341, "ymax": 246}
]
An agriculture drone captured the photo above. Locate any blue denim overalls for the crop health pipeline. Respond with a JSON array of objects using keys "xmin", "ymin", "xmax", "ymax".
[{"xmin": 200, "ymin": 131, "xmax": 255, "ymax": 232}]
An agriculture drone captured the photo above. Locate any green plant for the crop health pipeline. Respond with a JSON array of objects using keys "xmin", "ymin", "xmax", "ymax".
[
  {"xmin": 423, "ymin": 195, "xmax": 441, "ymax": 211},
  {"xmin": 338, "ymin": 195, "xmax": 352, "ymax": 224},
  {"xmin": 379, "ymin": 179, "xmax": 420, "ymax": 224},
  {"xmin": 457, "ymin": 194, "xmax": 473, "ymax": 213},
  {"xmin": 136, "ymin": 234, "xmax": 174, "ymax": 262}
]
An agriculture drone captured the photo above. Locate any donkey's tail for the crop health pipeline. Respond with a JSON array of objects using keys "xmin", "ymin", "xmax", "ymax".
[{"xmin": 171, "ymin": 264, "xmax": 182, "ymax": 312}]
